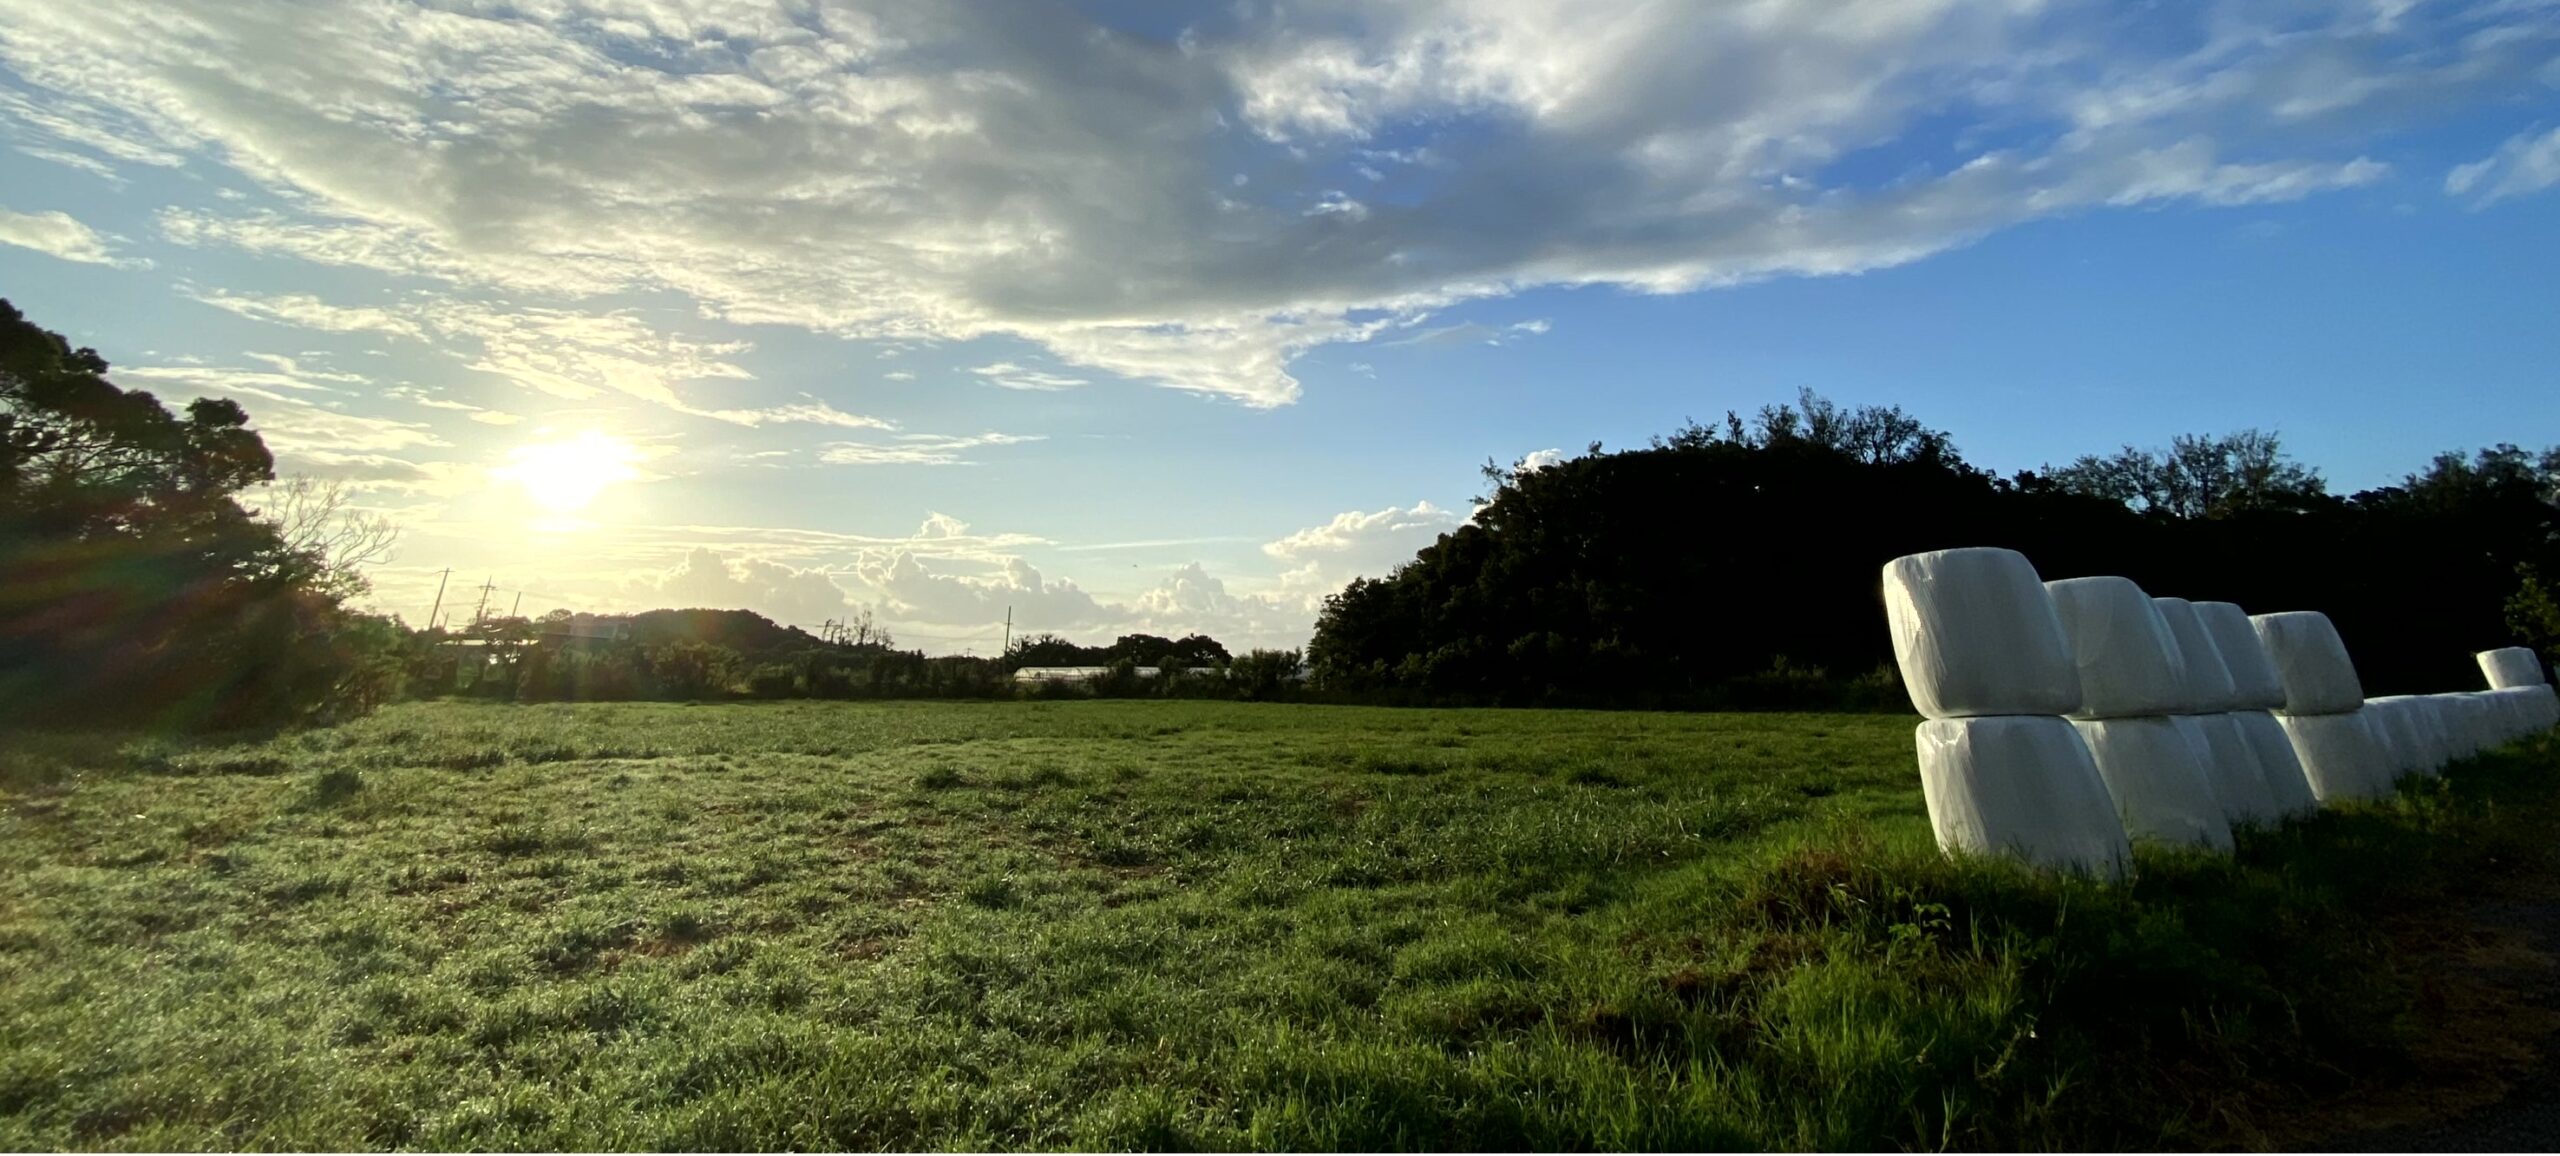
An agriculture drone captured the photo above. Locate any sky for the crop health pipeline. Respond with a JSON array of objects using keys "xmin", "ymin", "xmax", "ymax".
[{"xmin": 0, "ymin": 0, "xmax": 2555, "ymax": 654}]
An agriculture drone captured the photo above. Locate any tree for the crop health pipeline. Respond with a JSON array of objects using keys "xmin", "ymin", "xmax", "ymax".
[
  {"xmin": 257, "ymin": 475, "xmax": 398, "ymax": 600},
  {"xmin": 2046, "ymin": 430, "xmax": 2327, "ymax": 519},
  {"xmin": 0, "ymin": 297, "xmax": 392, "ymax": 729}
]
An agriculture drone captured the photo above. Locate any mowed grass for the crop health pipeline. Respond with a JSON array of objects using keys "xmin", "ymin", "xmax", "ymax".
[{"xmin": 2, "ymin": 700, "xmax": 2555, "ymax": 1151}]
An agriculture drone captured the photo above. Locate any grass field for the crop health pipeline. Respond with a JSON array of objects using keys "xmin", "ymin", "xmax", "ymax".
[{"xmin": 3, "ymin": 700, "xmax": 2555, "ymax": 1150}]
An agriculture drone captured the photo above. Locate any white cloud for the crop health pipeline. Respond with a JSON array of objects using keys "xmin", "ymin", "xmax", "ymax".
[
  {"xmin": 969, "ymin": 362, "xmax": 1090, "ymax": 392},
  {"xmin": 853, "ymin": 550, "xmax": 1115, "ymax": 629},
  {"xmin": 818, "ymin": 431, "xmax": 1041, "ymax": 466},
  {"xmin": 0, "ymin": 205, "xmax": 124, "ymax": 265},
  {"xmin": 2446, "ymin": 126, "xmax": 2560, "ymax": 207},
  {"xmin": 0, "ymin": 0, "xmax": 2518, "ymax": 407},
  {"xmin": 1264, "ymin": 500, "xmax": 1460, "ymax": 569},
  {"xmin": 642, "ymin": 546, "xmax": 854, "ymax": 627},
  {"xmin": 699, "ymin": 399, "xmax": 895, "ymax": 430},
  {"xmin": 191, "ymin": 289, "xmax": 426, "ymax": 340},
  {"xmin": 1519, "ymin": 447, "xmax": 1565, "ymax": 471}
]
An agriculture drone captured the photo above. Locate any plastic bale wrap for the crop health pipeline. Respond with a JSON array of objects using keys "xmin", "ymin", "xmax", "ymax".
[
  {"xmin": 2250, "ymin": 611, "xmax": 2366, "ymax": 715},
  {"xmin": 2196, "ymin": 601, "xmax": 2286, "ymax": 711},
  {"xmin": 2189, "ymin": 713, "xmax": 2284, "ymax": 824},
  {"xmin": 2156, "ymin": 598, "xmax": 2241, "ymax": 712},
  {"xmin": 2045, "ymin": 576, "xmax": 2189, "ymax": 719},
  {"xmin": 2489, "ymin": 686, "xmax": 2556, "ymax": 737},
  {"xmin": 2069, "ymin": 717, "xmax": 2236, "ymax": 851},
  {"xmin": 2235, "ymin": 709, "xmax": 2320, "ymax": 817},
  {"xmin": 2370, "ymin": 696, "xmax": 2447, "ymax": 775},
  {"xmin": 2361, "ymin": 698, "xmax": 2423, "ymax": 777},
  {"xmin": 2526, "ymin": 685, "xmax": 2560, "ymax": 732},
  {"xmin": 2478, "ymin": 647, "xmax": 2548, "ymax": 690},
  {"xmin": 2441, "ymin": 694, "xmax": 2491, "ymax": 758},
  {"xmin": 2415, "ymin": 698, "xmax": 2459, "ymax": 768},
  {"xmin": 2279, "ymin": 710, "xmax": 2395, "ymax": 802},
  {"xmin": 1916, "ymin": 716, "xmax": 2131, "ymax": 879},
  {"xmin": 1884, "ymin": 548, "xmax": 2083, "ymax": 719}
]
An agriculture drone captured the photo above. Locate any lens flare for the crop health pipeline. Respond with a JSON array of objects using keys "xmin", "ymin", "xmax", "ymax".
[{"xmin": 492, "ymin": 430, "xmax": 642, "ymax": 516}]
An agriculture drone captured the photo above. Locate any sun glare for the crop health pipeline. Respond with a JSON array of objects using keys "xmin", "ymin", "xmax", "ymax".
[{"xmin": 493, "ymin": 430, "xmax": 643, "ymax": 518}]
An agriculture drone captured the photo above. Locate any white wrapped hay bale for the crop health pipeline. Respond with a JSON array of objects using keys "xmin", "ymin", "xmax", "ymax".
[
  {"xmin": 2155, "ymin": 598, "xmax": 2241, "ymax": 713},
  {"xmin": 2279, "ymin": 710, "xmax": 2394, "ymax": 802},
  {"xmin": 2488, "ymin": 686, "xmax": 2557, "ymax": 737},
  {"xmin": 2523, "ymin": 684, "xmax": 2560, "ymax": 732},
  {"xmin": 2188, "ymin": 713, "xmax": 2283, "ymax": 825},
  {"xmin": 2439, "ymin": 693, "xmax": 2490, "ymax": 758},
  {"xmin": 1916, "ymin": 716, "xmax": 2131, "ymax": 879},
  {"xmin": 2413, "ymin": 697, "xmax": 2459, "ymax": 768},
  {"xmin": 2361, "ymin": 698, "xmax": 2425, "ymax": 777},
  {"xmin": 2250, "ymin": 612, "xmax": 2366, "ymax": 715},
  {"xmin": 1884, "ymin": 548, "xmax": 2083, "ymax": 719},
  {"xmin": 2069, "ymin": 717, "xmax": 2236, "ymax": 851},
  {"xmin": 2195, "ymin": 601, "xmax": 2287, "ymax": 711},
  {"xmin": 2478, "ymin": 647, "xmax": 2548, "ymax": 689},
  {"xmin": 2235, "ymin": 710, "xmax": 2321, "ymax": 816},
  {"xmin": 2045, "ymin": 577, "xmax": 2189, "ymax": 719},
  {"xmin": 2368, "ymin": 696, "xmax": 2447, "ymax": 775}
]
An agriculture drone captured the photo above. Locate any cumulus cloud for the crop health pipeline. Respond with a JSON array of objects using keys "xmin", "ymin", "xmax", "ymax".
[
  {"xmin": 2446, "ymin": 126, "xmax": 2560, "ymax": 207},
  {"xmin": 853, "ymin": 550, "xmax": 1114, "ymax": 629},
  {"xmin": 1264, "ymin": 500, "xmax": 1461, "ymax": 575},
  {"xmin": 643, "ymin": 546, "xmax": 854, "ymax": 626},
  {"xmin": 1519, "ymin": 448, "xmax": 1565, "ymax": 471},
  {"xmin": 0, "ymin": 205, "xmax": 125, "ymax": 265},
  {"xmin": 0, "ymin": 0, "xmax": 2526, "ymax": 406}
]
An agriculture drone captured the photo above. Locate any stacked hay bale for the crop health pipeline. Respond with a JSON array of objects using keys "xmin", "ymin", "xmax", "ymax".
[
  {"xmin": 2476, "ymin": 648, "xmax": 2560, "ymax": 737},
  {"xmin": 2041, "ymin": 577, "xmax": 2234, "ymax": 853},
  {"xmin": 2252, "ymin": 611, "xmax": 2395, "ymax": 801},
  {"xmin": 1884, "ymin": 548, "xmax": 2132, "ymax": 878},
  {"xmin": 2153, "ymin": 597, "xmax": 2288, "ymax": 827},
  {"xmin": 2361, "ymin": 696, "xmax": 2447, "ymax": 778},
  {"xmin": 2192, "ymin": 601, "xmax": 2322, "ymax": 817}
]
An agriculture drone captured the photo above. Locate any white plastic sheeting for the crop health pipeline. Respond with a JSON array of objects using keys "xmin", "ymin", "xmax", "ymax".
[
  {"xmin": 2250, "ymin": 612, "xmax": 2367, "ymax": 715},
  {"xmin": 1916, "ymin": 716, "xmax": 2132, "ymax": 879},
  {"xmin": 2488, "ymin": 685, "xmax": 2560, "ymax": 736},
  {"xmin": 1885, "ymin": 548, "xmax": 2083, "ymax": 719},
  {"xmin": 2478, "ymin": 647, "xmax": 2548, "ymax": 689},
  {"xmin": 2234, "ymin": 710, "xmax": 2321, "ymax": 817},
  {"xmin": 2069, "ymin": 717, "xmax": 2236, "ymax": 851},
  {"xmin": 2278, "ymin": 710, "xmax": 2395, "ymax": 802},
  {"xmin": 2188, "ymin": 713, "xmax": 2284, "ymax": 824},
  {"xmin": 2046, "ymin": 576, "xmax": 2190, "ymax": 719},
  {"xmin": 2156, "ymin": 599, "xmax": 2241, "ymax": 713},
  {"xmin": 2360, "ymin": 698, "xmax": 2424, "ymax": 777},
  {"xmin": 2366, "ymin": 697, "xmax": 2444, "ymax": 776},
  {"xmin": 2195, "ymin": 601, "xmax": 2287, "ymax": 711}
]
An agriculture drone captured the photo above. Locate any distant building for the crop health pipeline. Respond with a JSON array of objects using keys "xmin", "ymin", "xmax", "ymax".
[{"xmin": 538, "ymin": 618, "xmax": 628, "ymax": 650}]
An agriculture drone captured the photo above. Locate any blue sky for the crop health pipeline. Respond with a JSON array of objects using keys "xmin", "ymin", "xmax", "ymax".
[{"xmin": 0, "ymin": 0, "xmax": 2554, "ymax": 652}]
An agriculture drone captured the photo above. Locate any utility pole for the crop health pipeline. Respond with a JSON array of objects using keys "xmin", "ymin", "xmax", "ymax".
[
  {"xmin": 471, "ymin": 577, "xmax": 495, "ymax": 630},
  {"xmin": 426, "ymin": 568, "xmax": 451, "ymax": 632},
  {"xmin": 509, "ymin": 591, "xmax": 522, "ymax": 619},
  {"xmin": 1002, "ymin": 605, "xmax": 1012, "ymax": 656}
]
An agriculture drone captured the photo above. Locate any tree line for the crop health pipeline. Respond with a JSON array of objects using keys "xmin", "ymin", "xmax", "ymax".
[{"xmin": 1308, "ymin": 389, "xmax": 2559, "ymax": 708}]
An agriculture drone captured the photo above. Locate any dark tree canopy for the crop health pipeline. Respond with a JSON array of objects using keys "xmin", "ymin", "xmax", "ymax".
[
  {"xmin": 0, "ymin": 298, "xmax": 391, "ymax": 729},
  {"xmin": 1313, "ymin": 391, "xmax": 2559, "ymax": 706}
]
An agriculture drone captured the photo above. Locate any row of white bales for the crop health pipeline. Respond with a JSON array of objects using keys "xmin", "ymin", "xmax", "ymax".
[{"xmin": 1883, "ymin": 547, "xmax": 2560, "ymax": 879}]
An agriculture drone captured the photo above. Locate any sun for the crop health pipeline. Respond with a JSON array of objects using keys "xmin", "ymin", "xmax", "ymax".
[{"xmin": 493, "ymin": 429, "xmax": 643, "ymax": 516}]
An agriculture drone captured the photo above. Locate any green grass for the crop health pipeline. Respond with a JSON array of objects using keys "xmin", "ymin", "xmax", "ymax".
[{"xmin": 1, "ymin": 700, "xmax": 2554, "ymax": 1150}]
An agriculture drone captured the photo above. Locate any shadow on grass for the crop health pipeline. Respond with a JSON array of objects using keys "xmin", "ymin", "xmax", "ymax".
[{"xmin": 1685, "ymin": 733, "xmax": 2560, "ymax": 1151}]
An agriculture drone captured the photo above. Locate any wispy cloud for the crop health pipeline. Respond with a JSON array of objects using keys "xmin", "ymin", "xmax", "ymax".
[
  {"xmin": 969, "ymin": 362, "xmax": 1089, "ymax": 392},
  {"xmin": 4, "ymin": 0, "xmax": 2523, "ymax": 407},
  {"xmin": 0, "ymin": 205, "xmax": 131, "ymax": 266},
  {"xmin": 2446, "ymin": 126, "xmax": 2560, "ymax": 208},
  {"xmin": 817, "ymin": 431, "xmax": 1043, "ymax": 467}
]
